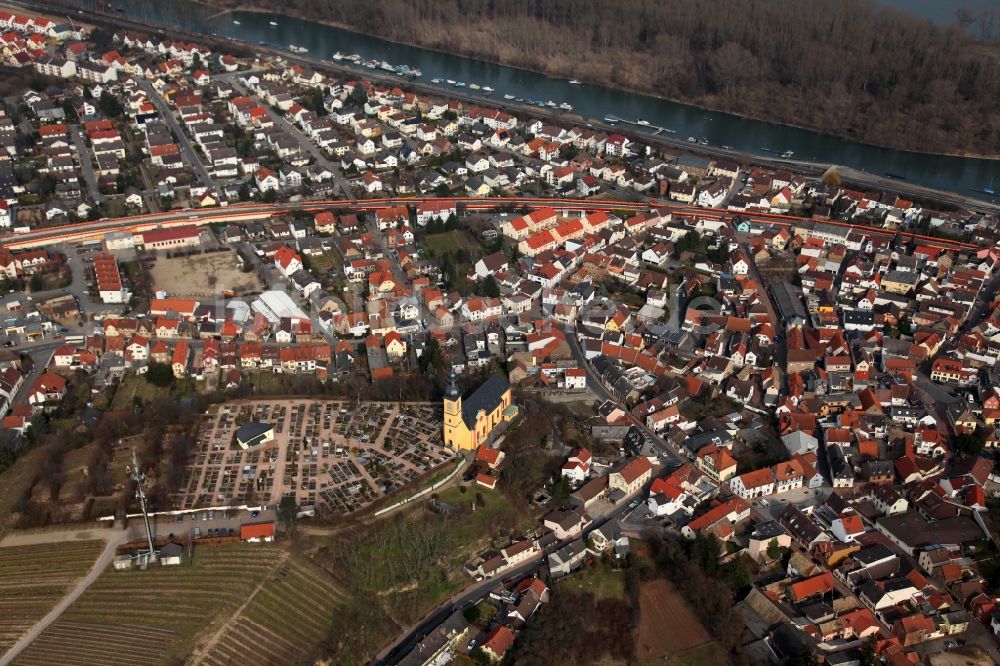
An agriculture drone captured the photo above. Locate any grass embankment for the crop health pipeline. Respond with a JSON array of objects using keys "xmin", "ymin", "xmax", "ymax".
[{"xmin": 313, "ymin": 484, "xmax": 529, "ymax": 663}]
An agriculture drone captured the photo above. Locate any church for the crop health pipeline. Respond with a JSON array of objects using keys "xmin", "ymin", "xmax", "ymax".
[{"xmin": 443, "ymin": 372, "xmax": 516, "ymax": 450}]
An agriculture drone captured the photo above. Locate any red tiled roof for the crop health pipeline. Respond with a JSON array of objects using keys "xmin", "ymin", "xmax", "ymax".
[
  {"xmin": 616, "ymin": 457, "xmax": 652, "ymax": 484},
  {"xmin": 789, "ymin": 572, "xmax": 835, "ymax": 602},
  {"xmin": 142, "ymin": 225, "xmax": 199, "ymax": 244},
  {"xmin": 240, "ymin": 522, "xmax": 275, "ymax": 539}
]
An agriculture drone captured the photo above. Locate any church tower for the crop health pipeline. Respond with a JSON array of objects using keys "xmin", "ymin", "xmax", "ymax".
[{"xmin": 443, "ymin": 372, "xmax": 463, "ymax": 448}]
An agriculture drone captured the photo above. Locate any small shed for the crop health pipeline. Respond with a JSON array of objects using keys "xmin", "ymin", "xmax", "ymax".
[{"xmin": 160, "ymin": 543, "xmax": 183, "ymax": 566}]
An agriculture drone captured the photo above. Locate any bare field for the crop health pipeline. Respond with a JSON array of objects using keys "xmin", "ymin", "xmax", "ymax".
[
  {"xmin": 637, "ymin": 579, "xmax": 712, "ymax": 663},
  {"xmin": 927, "ymin": 646, "xmax": 994, "ymax": 666},
  {"xmin": 149, "ymin": 251, "xmax": 262, "ymax": 299}
]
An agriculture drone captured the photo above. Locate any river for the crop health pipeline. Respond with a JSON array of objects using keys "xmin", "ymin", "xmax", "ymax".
[{"xmin": 74, "ymin": 0, "xmax": 1000, "ymax": 201}]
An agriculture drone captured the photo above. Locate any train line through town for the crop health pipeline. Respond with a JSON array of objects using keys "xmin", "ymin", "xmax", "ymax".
[{"xmin": 0, "ymin": 196, "xmax": 984, "ymax": 253}]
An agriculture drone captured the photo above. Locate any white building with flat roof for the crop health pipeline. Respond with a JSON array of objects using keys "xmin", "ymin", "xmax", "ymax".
[
  {"xmin": 251, "ymin": 290, "xmax": 308, "ymax": 324},
  {"xmin": 103, "ymin": 231, "xmax": 134, "ymax": 251}
]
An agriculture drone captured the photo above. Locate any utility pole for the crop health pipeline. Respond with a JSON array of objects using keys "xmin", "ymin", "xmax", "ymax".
[{"xmin": 130, "ymin": 449, "xmax": 157, "ymax": 564}]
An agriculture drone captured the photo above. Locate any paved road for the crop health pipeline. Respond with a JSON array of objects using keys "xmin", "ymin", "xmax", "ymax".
[
  {"xmin": 0, "ymin": 528, "xmax": 129, "ymax": 666},
  {"xmin": 375, "ymin": 482, "xmax": 650, "ymax": 664},
  {"xmin": 562, "ymin": 326, "xmax": 684, "ymax": 466},
  {"xmin": 222, "ymin": 75, "xmax": 355, "ymax": 201},
  {"xmin": 69, "ymin": 124, "xmax": 104, "ymax": 204},
  {"xmin": 138, "ymin": 79, "xmax": 215, "ymax": 189},
  {"xmin": 738, "ymin": 236, "xmax": 787, "ymax": 379}
]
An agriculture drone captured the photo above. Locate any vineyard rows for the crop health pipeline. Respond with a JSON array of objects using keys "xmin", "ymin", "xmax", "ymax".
[
  {"xmin": 0, "ymin": 540, "xmax": 104, "ymax": 655},
  {"xmin": 197, "ymin": 555, "xmax": 345, "ymax": 665},
  {"xmin": 14, "ymin": 544, "xmax": 285, "ymax": 665}
]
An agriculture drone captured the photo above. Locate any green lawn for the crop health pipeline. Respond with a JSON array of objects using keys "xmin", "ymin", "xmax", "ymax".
[
  {"xmin": 246, "ymin": 371, "xmax": 285, "ymax": 394},
  {"xmin": 316, "ymin": 482, "xmax": 529, "ymax": 634},
  {"xmin": 561, "ymin": 562, "xmax": 628, "ymax": 601},
  {"xmin": 421, "ymin": 230, "xmax": 480, "ymax": 257},
  {"xmin": 110, "ymin": 374, "xmax": 168, "ymax": 410},
  {"xmin": 433, "ymin": 486, "xmax": 525, "ymax": 560}
]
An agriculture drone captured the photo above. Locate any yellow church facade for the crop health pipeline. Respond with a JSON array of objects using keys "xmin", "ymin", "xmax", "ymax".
[{"xmin": 443, "ymin": 373, "xmax": 515, "ymax": 450}]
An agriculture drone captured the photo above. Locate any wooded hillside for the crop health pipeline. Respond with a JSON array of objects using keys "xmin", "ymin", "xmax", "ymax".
[{"xmin": 213, "ymin": 0, "xmax": 1000, "ymax": 155}]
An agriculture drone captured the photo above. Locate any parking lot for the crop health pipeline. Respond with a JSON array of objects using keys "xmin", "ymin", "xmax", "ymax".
[
  {"xmin": 176, "ymin": 399, "xmax": 455, "ymax": 515},
  {"xmin": 145, "ymin": 506, "xmax": 277, "ymax": 542}
]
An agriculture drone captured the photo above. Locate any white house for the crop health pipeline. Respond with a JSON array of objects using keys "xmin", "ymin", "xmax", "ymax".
[
  {"xmin": 561, "ymin": 448, "xmax": 592, "ymax": 484},
  {"xmin": 729, "ymin": 469, "xmax": 775, "ymax": 500}
]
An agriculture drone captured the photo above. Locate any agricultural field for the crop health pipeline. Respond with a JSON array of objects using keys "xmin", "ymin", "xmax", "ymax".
[
  {"xmin": 637, "ymin": 578, "xmax": 714, "ymax": 664},
  {"xmin": 0, "ymin": 539, "xmax": 104, "ymax": 655},
  {"xmin": 12, "ymin": 543, "xmax": 325, "ymax": 666},
  {"xmin": 194, "ymin": 554, "xmax": 345, "ymax": 666}
]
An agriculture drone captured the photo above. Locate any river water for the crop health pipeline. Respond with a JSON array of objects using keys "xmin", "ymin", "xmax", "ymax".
[{"xmin": 79, "ymin": 0, "xmax": 1000, "ymax": 200}]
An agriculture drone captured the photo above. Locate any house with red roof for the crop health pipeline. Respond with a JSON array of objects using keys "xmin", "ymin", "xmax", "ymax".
[
  {"xmin": 475, "ymin": 472, "xmax": 497, "ymax": 490},
  {"xmin": 240, "ymin": 522, "xmax": 275, "ymax": 542},
  {"xmin": 681, "ymin": 496, "xmax": 751, "ymax": 540},
  {"xmin": 27, "ymin": 371, "xmax": 66, "ymax": 407},
  {"xmin": 608, "ymin": 456, "xmax": 652, "ymax": 495},
  {"xmin": 789, "ymin": 571, "xmax": 835, "ymax": 603},
  {"xmin": 255, "ymin": 166, "xmax": 279, "ymax": 192},
  {"xmin": 273, "ymin": 245, "xmax": 302, "ymax": 277},
  {"xmin": 475, "ymin": 445, "xmax": 505, "ymax": 471},
  {"xmin": 480, "ymin": 626, "xmax": 515, "ymax": 662},
  {"xmin": 695, "ymin": 444, "xmax": 738, "ymax": 483},
  {"xmin": 140, "ymin": 225, "xmax": 201, "ymax": 251},
  {"xmin": 172, "ymin": 340, "xmax": 189, "ymax": 378},
  {"xmin": 831, "ymin": 510, "xmax": 865, "ymax": 543},
  {"xmin": 892, "ymin": 613, "xmax": 939, "ymax": 647},
  {"xmin": 729, "ymin": 467, "xmax": 776, "ymax": 500}
]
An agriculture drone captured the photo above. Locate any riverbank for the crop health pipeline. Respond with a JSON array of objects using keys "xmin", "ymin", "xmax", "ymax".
[
  {"xmin": 13, "ymin": 0, "xmax": 999, "ymax": 206},
  {"xmin": 203, "ymin": 2, "xmax": 1000, "ymax": 161}
]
